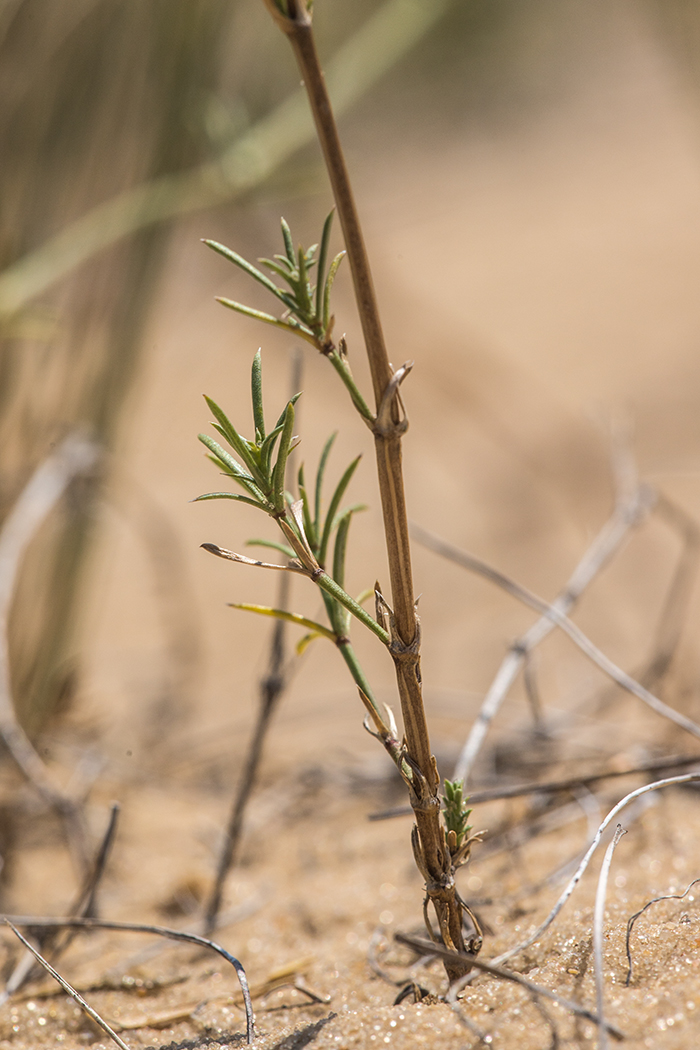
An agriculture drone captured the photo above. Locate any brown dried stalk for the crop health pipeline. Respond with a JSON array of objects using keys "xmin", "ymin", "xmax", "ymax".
[{"xmin": 262, "ymin": 0, "xmax": 469, "ymax": 978}]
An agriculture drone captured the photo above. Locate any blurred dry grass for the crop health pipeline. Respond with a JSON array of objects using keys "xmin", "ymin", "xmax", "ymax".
[{"xmin": 0, "ymin": 0, "xmax": 234, "ymax": 733}]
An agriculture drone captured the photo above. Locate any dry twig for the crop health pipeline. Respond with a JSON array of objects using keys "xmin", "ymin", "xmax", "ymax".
[
  {"xmin": 394, "ymin": 932, "xmax": 624, "ymax": 1040},
  {"xmin": 413, "ymin": 517, "xmax": 700, "ymax": 756},
  {"xmin": 1, "ymin": 914, "xmax": 255, "ymax": 1043},
  {"xmin": 593, "ymin": 825, "xmax": 627, "ymax": 1050},
  {"xmin": 488, "ymin": 773, "xmax": 700, "ymax": 971},
  {"xmin": 411, "ymin": 481, "xmax": 654, "ymax": 784},
  {"xmin": 625, "ymin": 876, "xmax": 700, "ymax": 985},
  {"xmin": 369, "ymin": 750, "xmax": 700, "ymax": 821},
  {"xmin": 2, "ymin": 802, "xmax": 120, "ymax": 1003},
  {"xmin": 4, "ymin": 921, "xmax": 131, "ymax": 1050}
]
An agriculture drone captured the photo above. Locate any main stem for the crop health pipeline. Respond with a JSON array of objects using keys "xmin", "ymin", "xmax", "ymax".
[{"xmin": 266, "ymin": 0, "xmax": 471, "ymax": 979}]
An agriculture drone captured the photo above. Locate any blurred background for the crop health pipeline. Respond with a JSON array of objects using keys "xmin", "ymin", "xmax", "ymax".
[{"xmin": 2, "ymin": 0, "xmax": 700, "ymax": 814}]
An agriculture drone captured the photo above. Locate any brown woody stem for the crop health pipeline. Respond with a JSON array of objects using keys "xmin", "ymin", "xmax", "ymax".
[{"xmin": 263, "ymin": 0, "xmax": 472, "ymax": 978}]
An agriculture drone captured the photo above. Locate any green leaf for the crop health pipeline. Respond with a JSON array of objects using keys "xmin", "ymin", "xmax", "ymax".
[
  {"xmin": 315, "ymin": 209, "xmax": 334, "ymax": 323},
  {"xmin": 229, "ymin": 603, "xmax": 336, "ymax": 641},
  {"xmin": 192, "ymin": 491, "xmax": 264, "ymax": 510},
  {"xmin": 319, "ymin": 454, "xmax": 361, "ymax": 566},
  {"xmin": 271, "ymin": 400, "xmax": 296, "ymax": 513},
  {"xmin": 297, "ymin": 463, "xmax": 317, "ymax": 551},
  {"xmin": 258, "ymin": 257, "xmax": 299, "ymax": 288},
  {"xmin": 198, "ymin": 433, "xmax": 268, "ymax": 504},
  {"xmin": 323, "ymin": 251, "xmax": 346, "ymax": 332},
  {"xmin": 216, "ymin": 298, "xmax": 316, "ymax": 345},
  {"xmin": 442, "ymin": 779, "xmax": 473, "ymax": 848},
  {"xmin": 280, "ymin": 218, "xmax": 295, "ymax": 267},
  {"xmin": 332, "ymin": 506, "xmax": 362, "ymax": 591},
  {"xmin": 245, "ymin": 538, "xmax": 296, "ymax": 559},
  {"xmin": 296, "ymin": 244, "xmax": 312, "ymax": 319},
  {"xmin": 260, "ymin": 421, "xmax": 285, "ymax": 474},
  {"xmin": 204, "ymin": 396, "xmax": 267, "ymax": 488},
  {"xmin": 204, "ymin": 239, "xmax": 293, "ymax": 308},
  {"xmin": 251, "ymin": 349, "xmax": 265, "ymax": 442},
  {"xmin": 273, "ymin": 391, "xmax": 302, "ymax": 430},
  {"xmin": 314, "ymin": 432, "xmax": 336, "ymax": 537},
  {"xmin": 330, "ymin": 501, "xmax": 367, "ymax": 535}
]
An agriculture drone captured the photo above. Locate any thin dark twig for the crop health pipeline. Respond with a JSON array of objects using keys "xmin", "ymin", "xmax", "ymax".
[
  {"xmin": 412, "ymin": 484, "xmax": 654, "ymax": 783},
  {"xmin": 0, "ymin": 915, "xmax": 254, "ymax": 1043},
  {"xmin": 4, "ymin": 921, "xmax": 131, "ymax": 1050},
  {"xmin": 625, "ymin": 876, "xmax": 700, "ymax": 985},
  {"xmin": 0, "ymin": 435, "xmax": 98, "ymax": 869},
  {"xmin": 368, "ymin": 751, "xmax": 700, "ymax": 821},
  {"xmin": 72, "ymin": 801, "xmax": 120, "ymax": 919},
  {"xmin": 204, "ymin": 351, "xmax": 302, "ymax": 937},
  {"xmin": 412, "ymin": 517, "xmax": 700, "ymax": 753},
  {"xmin": 203, "ymin": 614, "xmax": 289, "ymax": 935},
  {"xmin": 2, "ymin": 802, "xmax": 120, "ymax": 1002},
  {"xmin": 394, "ymin": 933, "xmax": 624, "ymax": 1040},
  {"xmin": 593, "ymin": 825, "xmax": 627, "ymax": 1050}
]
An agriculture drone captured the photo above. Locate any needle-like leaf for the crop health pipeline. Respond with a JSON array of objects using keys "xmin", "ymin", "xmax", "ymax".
[
  {"xmin": 296, "ymin": 244, "xmax": 312, "ymax": 318},
  {"xmin": 315, "ymin": 209, "xmax": 335, "ymax": 323},
  {"xmin": 251, "ymin": 349, "xmax": 265, "ymax": 441},
  {"xmin": 204, "ymin": 239, "xmax": 295, "ymax": 309},
  {"xmin": 297, "ymin": 463, "xmax": 317, "ymax": 550},
  {"xmin": 198, "ymin": 433, "xmax": 268, "ymax": 504},
  {"xmin": 258, "ymin": 257, "xmax": 298, "ymax": 283},
  {"xmin": 319, "ymin": 454, "xmax": 362, "ymax": 566},
  {"xmin": 193, "ymin": 492, "xmax": 265, "ymax": 510},
  {"xmin": 332, "ymin": 505, "xmax": 362, "ymax": 591},
  {"xmin": 314, "ymin": 432, "xmax": 336, "ymax": 537},
  {"xmin": 216, "ymin": 297, "xmax": 317, "ymax": 345},
  {"xmin": 205, "ymin": 397, "xmax": 267, "ymax": 488},
  {"xmin": 280, "ymin": 217, "xmax": 295, "ymax": 267},
  {"xmin": 271, "ymin": 400, "xmax": 296, "ymax": 513},
  {"xmin": 323, "ymin": 251, "xmax": 346, "ymax": 332}
]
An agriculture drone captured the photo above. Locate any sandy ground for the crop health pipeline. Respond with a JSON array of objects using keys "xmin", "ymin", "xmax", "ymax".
[{"xmin": 5, "ymin": 2, "xmax": 700, "ymax": 1047}]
